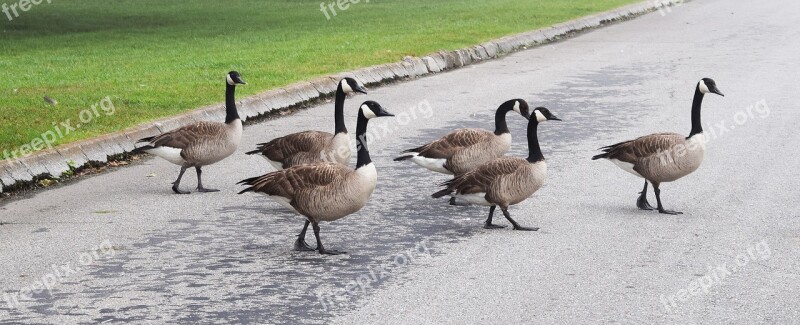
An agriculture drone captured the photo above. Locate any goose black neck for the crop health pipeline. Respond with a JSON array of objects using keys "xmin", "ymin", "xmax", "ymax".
[
  {"xmin": 355, "ymin": 113, "xmax": 371, "ymax": 169},
  {"xmin": 225, "ymin": 84, "xmax": 240, "ymax": 124},
  {"xmin": 689, "ymin": 86, "xmax": 704, "ymax": 137},
  {"xmin": 334, "ymin": 86, "xmax": 348, "ymax": 134},
  {"xmin": 526, "ymin": 121, "xmax": 544, "ymax": 163},
  {"xmin": 494, "ymin": 104, "xmax": 513, "ymax": 135}
]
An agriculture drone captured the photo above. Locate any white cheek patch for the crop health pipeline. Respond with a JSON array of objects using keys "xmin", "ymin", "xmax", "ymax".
[
  {"xmin": 361, "ymin": 105, "xmax": 377, "ymax": 119},
  {"xmin": 341, "ymin": 80, "xmax": 353, "ymax": 93},
  {"xmin": 699, "ymin": 80, "xmax": 710, "ymax": 94},
  {"xmin": 534, "ymin": 110, "xmax": 547, "ymax": 122},
  {"xmin": 512, "ymin": 101, "xmax": 521, "ymax": 114},
  {"xmin": 226, "ymin": 75, "xmax": 235, "ymax": 85}
]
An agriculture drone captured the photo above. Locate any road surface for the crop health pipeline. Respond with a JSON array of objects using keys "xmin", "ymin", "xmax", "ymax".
[{"xmin": 2, "ymin": 0, "xmax": 799, "ymax": 323}]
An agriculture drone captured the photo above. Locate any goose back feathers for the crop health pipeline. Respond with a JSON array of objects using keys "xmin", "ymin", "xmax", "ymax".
[
  {"xmin": 136, "ymin": 120, "xmax": 243, "ymax": 167},
  {"xmin": 246, "ymin": 77, "xmax": 366, "ymax": 169},
  {"xmin": 394, "ymin": 99, "xmax": 531, "ymax": 175},
  {"xmin": 239, "ymin": 162, "xmax": 377, "ymax": 222},
  {"xmin": 592, "ymin": 132, "xmax": 705, "ymax": 182},
  {"xmin": 434, "ymin": 157, "xmax": 547, "ymax": 207}
]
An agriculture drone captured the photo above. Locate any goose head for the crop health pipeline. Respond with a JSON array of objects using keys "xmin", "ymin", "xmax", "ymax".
[
  {"xmin": 698, "ymin": 78, "xmax": 724, "ymax": 96},
  {"xmin": 532, "ymin": 107, "xmax": 561, "ymax": 123},
  {"xmin": 359, "ymin": 101, "xmax": 394, "ymax": 119},
  {"xmin": 340, "ymin": 77, "xmax": 368, "ymax": 94},
  {"xmin": 226, "ymin": 71, "xmax": 247, "ymax": 86},
  {"xmin": 503, "ymin": 99, "xmax": 532, "ymax": 120}
]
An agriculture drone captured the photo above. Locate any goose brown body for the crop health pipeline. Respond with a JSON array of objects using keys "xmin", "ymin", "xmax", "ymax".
[
  {"xmin": 403, "ymin": 129, "xmax": 511, "ymax": 175},
  {"xmin": 239, "ymin": 162, "xmax": 377, "ymax": 222},
  {"xmin": 251, "ymin": 131, "xmax": 350, "ymax": 169},
  {"xmin": 141, "ymin": 120, "xmax": 243, "ymax": 167},
  {"xmin": 596, "ymin": 132, "xmax": 705, "ymax": 183},
  {"xmin": 395, "ymin": 99, "xmax": 530, "ymax": 175},
  {"xmin": 442, "ymin": 157, "xmax": 547, "ymax": 207}
]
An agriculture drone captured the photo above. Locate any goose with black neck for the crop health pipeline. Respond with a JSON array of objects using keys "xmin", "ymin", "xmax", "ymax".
[
  {"xmin": 132, "ymin": 71, "xmax": 246, "ymax": 194},
  {"xmin": 592, "ymin": 78, "xmax": 725, "ymax": 214},
  {"xmin": 238, "ymin": 101, "xmax": 394, "ymax": 255},
  {"xmin": 432, "ymin": 107, "xmax": 561, "ymax": 230}
]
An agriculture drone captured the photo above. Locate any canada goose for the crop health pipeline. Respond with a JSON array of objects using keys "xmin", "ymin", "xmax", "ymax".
[
  {"xmin": 432, "ymin": 107, "xmax": 561, "ymax": 230},
  {"xmin": 592, "ymin": 78, "xmax": 724, "ymax": 214},
  {"xmin": 394, "ymin": 99, "xmax": 531, "ymax": 175},
  {"xmin": 238, "ymin": 101, "xmax": 394, "ymax": 255},
  {"xmin": 245, "ymin": 78, "xmax": 367, "ymax": 169},
  {"xmin": 132, "ymin": 71, "xmax": 246, "ymax": 194}
]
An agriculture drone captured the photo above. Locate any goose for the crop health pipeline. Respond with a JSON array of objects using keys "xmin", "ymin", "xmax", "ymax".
[
  {"xmin": 245, "ymin": 78, "xmax": 367, "ymax": 169},
  {"xmin": 592, "ymin": 78, "xmax": 724, "ymax": 214},
  {"xmin": 394, "ymin": 99, "xmax": 531, "ymax": 175},
  {"xmin": 238, "ymin": 101, "xmax": 394, "ymax": 255},
  {"xmin": 432, "ymin": 107, "xmax": 561, "ymax": 230},
  {"xmin": 132, "ymin": 71, "xmax": 246, "ymax": 194}
]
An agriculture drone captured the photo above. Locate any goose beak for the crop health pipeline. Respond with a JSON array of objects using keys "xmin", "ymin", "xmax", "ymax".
[
  {"xmin": 376, "ymin": 107, "xmax": 394, "ymax": 117},
  {"xmin": 709, "ymin": 85, "xmax": 724, "ymax": 96},
  {"xmin": 233, "ymin": 77, "xmax": 247, "ymax": 85},
  {"xmin": 550, "ymin": 116, "xmax": 562, "ymax": 121},
  {"xmin": 354, "ymin": 84, "xmax": 368, "ymax": 94}
]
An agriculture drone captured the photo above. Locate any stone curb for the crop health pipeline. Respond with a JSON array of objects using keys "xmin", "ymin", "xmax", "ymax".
[{"xmin": 0, "ymin": 0, "xmax": 685, "ymax": 193}]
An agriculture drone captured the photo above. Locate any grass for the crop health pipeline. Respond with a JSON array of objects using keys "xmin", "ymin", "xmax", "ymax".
[{"xmin": 0, "ymin": 0, "xmax": 638, "ymax": 157}]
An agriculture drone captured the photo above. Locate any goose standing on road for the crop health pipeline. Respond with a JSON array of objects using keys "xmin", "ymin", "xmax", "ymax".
[
  {"xmin": 238, "ymin": 101, "xmax": 394, "ymax": 255},
  {"xmin": 133, "ymin": 71, "xmax": 246, "ymax": 194},
  {"xmin": 432, "ymin": 107, "xmax": 561, "ymax": 230},
  {"xmin": 245, "ymin": 78, "xmax": 367, "ymax": 169},
  {"xmin": 592, "ymin": 78, "xmax": 724, "ymax": 214},
  {"xmin": 394, "ymin": 99, "xmax": 531, "ymax": 175}
]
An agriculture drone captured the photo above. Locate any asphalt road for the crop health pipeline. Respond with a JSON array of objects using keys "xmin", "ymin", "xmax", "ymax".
[{"xmin": 2, "ymin": 0, "xmax": 799, "ymax": 323}]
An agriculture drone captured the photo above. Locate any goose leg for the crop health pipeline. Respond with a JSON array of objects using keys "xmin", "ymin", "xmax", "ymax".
[
  {"xmin": 172, "ymin": 167, "xmax": 190, "ymax": 194},
  {"xmin": 637, "ymin": 181, "xmax": 656, "ymax": 210},
  {"xmin": 501, "ymin": 207, "xmax": 539, "ymax": 231},
  {"xmin": 653, "ymin": 182, "xmax": 683, "ymax": 215},
  {"xmin": 483, "ymin": 206, "xmax": 506, "ymax": 229},
  {"xmin": 293, "ymin": 220, "xmax": 315, "ymax": 252},
  {"xmin": 312, "ymin": 222, "xmax": 346, "ymax": 255},
  {"xmin": 195, "ymin": 166, "xmax": 219, "ymax": 192}
]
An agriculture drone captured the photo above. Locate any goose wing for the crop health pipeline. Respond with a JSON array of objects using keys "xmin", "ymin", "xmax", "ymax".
[
  {"xmin": 238, "ymin": 162, "xmax": 350, "ymax": 198},
  {"xmin": 596, "ymin": 132, "xmax": 685, "ymax": 163},
  {"xmin": 138, "ymin": 121, "xmax": 226, "ymax": 149},
  {"xmin": 438, "ymin": 157, "xmax": 528, "ymax": 196},
  {"xmin": 250, "ymin": 131, "xmax": 332, "ymax": 162},
  {"xmin": 406, "ymin": 128, "xmax": 494, "ymax": 159}
]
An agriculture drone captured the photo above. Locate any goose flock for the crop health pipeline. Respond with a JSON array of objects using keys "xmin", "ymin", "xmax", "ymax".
[{"xmin": 133, "ymin": 71, "xmax": 724, "ymax": 255}]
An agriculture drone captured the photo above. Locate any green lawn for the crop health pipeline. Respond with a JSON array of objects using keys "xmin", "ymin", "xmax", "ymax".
[{"xmin": 0, "ymin": 0, "xmax": 638, "ymax": 157}]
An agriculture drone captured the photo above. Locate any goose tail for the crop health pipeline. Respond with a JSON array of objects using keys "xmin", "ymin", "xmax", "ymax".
[
  {"xmin": 431, "ymin": 187, "xmax": 453, "ymax": 199},
  {"xmin": 131, "ymin": 145, "xmax": 154, "ymax": 154},
  {"xmin": 393, "ymin": 155, "xmax": 414, "ymax": 162}
]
